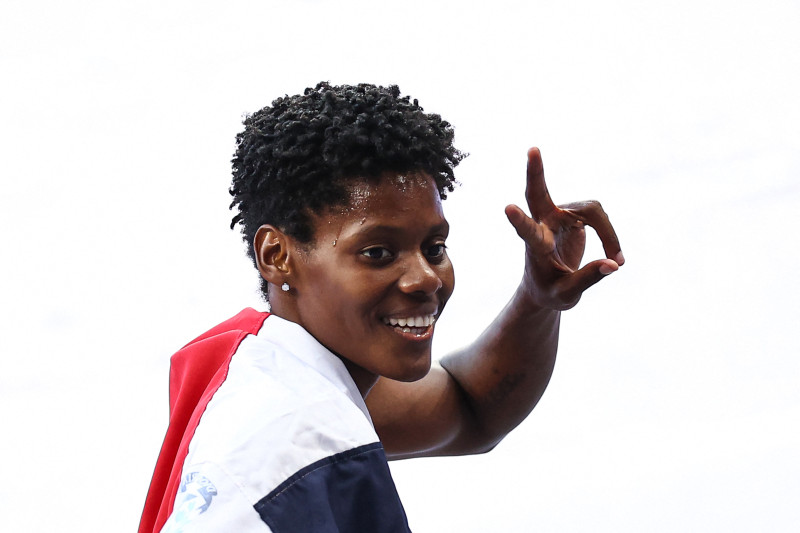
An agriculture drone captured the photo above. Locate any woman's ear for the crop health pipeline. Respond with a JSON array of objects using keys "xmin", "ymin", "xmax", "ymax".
[{"xmin": 254, "ymin": 225, "xmax": 291, "ymax": 286}]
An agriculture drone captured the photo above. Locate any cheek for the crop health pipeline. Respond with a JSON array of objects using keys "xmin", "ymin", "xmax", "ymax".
[
  {"xmin": 313, "ymin": 271, "xmax": 385, "ymax": 322},
  {"xmin": 440, "ymin": 260, "xmax": 456, "ymax": 299}
]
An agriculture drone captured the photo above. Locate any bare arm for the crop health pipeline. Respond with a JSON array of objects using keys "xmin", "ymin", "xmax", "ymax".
[{"xmin": 366, "ymin": 148, "xmax": 624, "ymax": 459}]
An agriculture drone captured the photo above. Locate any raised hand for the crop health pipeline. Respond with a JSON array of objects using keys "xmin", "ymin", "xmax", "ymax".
[{"xmin": 504, "ymin": 147, "xmax": 624, "ymax": 310}]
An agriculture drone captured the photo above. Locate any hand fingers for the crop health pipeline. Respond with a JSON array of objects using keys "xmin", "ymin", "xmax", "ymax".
[
  {"xmin": 505, "ymin": 204, "xmax": 546, "ymax": 250},
  {"xmin": 525, "ymin": 147, "xmax": 558, "ymax": 222},
  {"xmin": 561, "ymin": 200, "xmax": 625, "ymax": 266},
  {"xmin": 505, "ymin": 204, "xmax": 533, "ymax": 239},
  {"xmin": 557, "ymin": 258, "xmax": 619, "ymax": 306},
  {"xmin": 508, "ymin": 201, "xmax": 620, "ymax": 309}
]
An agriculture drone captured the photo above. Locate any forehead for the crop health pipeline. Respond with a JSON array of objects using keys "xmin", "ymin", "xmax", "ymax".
[
  {"xmin": 309, "ymin": 171, "xmax": 446, "ymax": 239},
  {"xmin": 346, "ymin": 171, "xmax": 440, "ymax": 209}
]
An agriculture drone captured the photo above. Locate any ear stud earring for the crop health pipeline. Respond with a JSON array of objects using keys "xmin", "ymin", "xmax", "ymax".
[{"xmin": 281, "ymin": 282, "xmax": 290, "ymax": 292}]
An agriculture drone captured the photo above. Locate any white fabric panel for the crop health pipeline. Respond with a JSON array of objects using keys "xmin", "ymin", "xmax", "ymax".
[
  {"xmin": 177, "ymin": 314, "xmax": 379, "ymax": 511},
  {"xmin": 161, "ymin": 461, "xmax": 272, "ymax": 533}
]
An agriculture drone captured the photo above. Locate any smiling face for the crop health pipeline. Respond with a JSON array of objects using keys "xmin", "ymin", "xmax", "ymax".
[{"xmin": 277, "ymin": 171, "xmax": 455, "ymax": 393}]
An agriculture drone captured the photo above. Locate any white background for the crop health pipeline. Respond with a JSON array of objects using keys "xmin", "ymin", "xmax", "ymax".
[{"xmin": 1, "ymin": 0, "xmax": 798, "ymax": 531}]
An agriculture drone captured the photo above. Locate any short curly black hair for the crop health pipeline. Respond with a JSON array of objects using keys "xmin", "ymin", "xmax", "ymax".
[{"xmin": 229, "ymin": 82, "xmax": 466, "ymax": 297}]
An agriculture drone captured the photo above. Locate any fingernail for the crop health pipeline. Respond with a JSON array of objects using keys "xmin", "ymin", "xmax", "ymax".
[
  {"xmin": 615, "ymin": 251, "xmax": 625, "ymax": 266},
  {"xmin": 599, "ymin": 263, "xmax": 616, "ymax": 275}
]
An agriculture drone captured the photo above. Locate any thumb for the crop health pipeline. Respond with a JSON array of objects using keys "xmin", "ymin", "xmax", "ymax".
[{"xmin": 560, "ymin": 258, "xmax": 619, "ymax": 301}]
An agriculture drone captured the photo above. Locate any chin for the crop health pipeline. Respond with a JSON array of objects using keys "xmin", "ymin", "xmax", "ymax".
[{"xmin": 390, "ymin": 357, "xmax": 433, "ymax": 383}]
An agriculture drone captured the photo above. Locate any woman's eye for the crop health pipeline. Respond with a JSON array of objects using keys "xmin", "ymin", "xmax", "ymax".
[
  {"xmin": 361, "ymin": 247, "xmax": 392, "ymax": 260},
  {"xmin": 426, "ymin": 243, "xmax": 447, "ymax": 259}
]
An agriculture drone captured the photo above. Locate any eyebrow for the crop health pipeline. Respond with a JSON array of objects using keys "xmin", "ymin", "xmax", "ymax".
[{"xmin": 357, "ymin": 220, "xmax": 450, "ymax": 236}]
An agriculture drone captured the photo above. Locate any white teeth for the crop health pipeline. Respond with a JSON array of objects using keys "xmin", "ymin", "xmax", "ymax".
[{"xmin": 384, "ymin": 315, "xmax": 436, "ymax": 328}]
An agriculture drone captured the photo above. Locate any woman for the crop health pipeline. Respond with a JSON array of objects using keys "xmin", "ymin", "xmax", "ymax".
[{"xmin": 140, "ymin": 82, "xmax": 623, "ymax": 532}]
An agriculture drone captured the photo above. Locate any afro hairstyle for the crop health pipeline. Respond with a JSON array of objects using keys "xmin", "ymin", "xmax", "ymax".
[{"xmin": 229, "ymin": 81, "xmax": 467, "ymax": 298}]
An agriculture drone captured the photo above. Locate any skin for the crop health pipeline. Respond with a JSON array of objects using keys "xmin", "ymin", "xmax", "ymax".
[
  {"xmin": 257, "ymin": 147, "xmax": 623, "ymax": 460},
  {"xmin": 255, "ymin": 171, "xmax": 455, "ymax": 396}
]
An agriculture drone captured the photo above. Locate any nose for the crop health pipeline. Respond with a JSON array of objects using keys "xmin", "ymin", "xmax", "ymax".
[{"xmin": 398, "ymin": 252, "xmax": 443, "ymax": 296}]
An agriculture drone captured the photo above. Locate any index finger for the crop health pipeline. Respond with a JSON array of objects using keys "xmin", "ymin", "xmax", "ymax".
[
  {"xmin": 562, "ymin": 200, "xmax": 625, "ymax": 266},
  {"xmin": 525, "ymin": 147, "xmax": 558, "ymax": 222}
]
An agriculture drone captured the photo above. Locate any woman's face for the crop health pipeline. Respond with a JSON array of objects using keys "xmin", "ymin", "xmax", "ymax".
[{"xmin": 289, "ymin": 172, "xmax": 455, "ymax": 390}]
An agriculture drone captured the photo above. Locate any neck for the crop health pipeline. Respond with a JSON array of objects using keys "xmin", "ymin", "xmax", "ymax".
[
  {"xmin": 269, "ymin": 300, "xmax": 378, "ymax": 399},
  {"xmin": 340, "ymin": 358, "xmax": 379, "ymax": 398}
]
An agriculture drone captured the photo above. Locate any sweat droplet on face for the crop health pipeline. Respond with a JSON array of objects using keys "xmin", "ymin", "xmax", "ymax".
[{"xmin": 348, "ymin": 185, "xmax": 372, "ymax": 209}]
